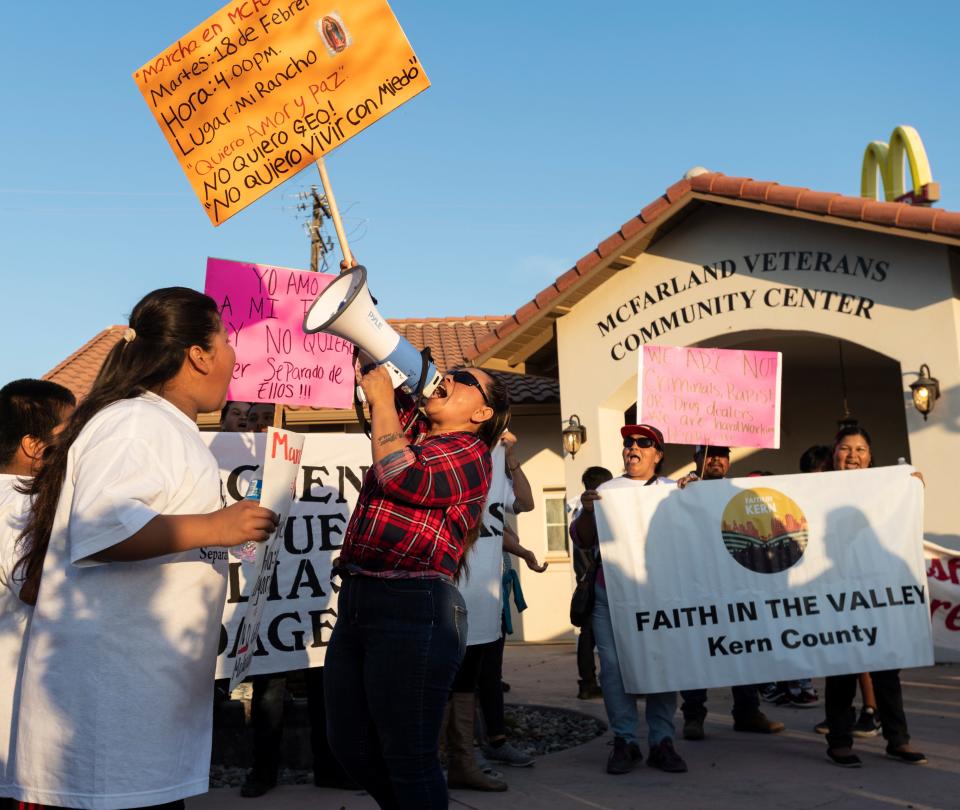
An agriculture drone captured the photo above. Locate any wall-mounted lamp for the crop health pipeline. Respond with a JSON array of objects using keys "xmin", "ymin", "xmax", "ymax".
[
  {"xmin": 562, "ymin": 414, "xmax": 587, "ymax": 458},
  {"xmin": 910, "ymin": 364, "xmax": 940, "ymax": 420}
]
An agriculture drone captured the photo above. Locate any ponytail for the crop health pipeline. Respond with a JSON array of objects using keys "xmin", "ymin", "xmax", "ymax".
[{"xmin": 14, "ymin": 287, "xmax": 221, "ymax": 605}]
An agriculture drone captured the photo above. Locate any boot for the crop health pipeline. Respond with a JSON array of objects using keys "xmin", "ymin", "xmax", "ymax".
[{"xmin": 445, "ymin": 694, "xmax": 507, "ymax": 791}]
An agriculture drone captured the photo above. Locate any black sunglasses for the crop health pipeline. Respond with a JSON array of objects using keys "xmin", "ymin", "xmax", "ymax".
[
  {"xmin": 450, "ymin": 369, "xmax": 490, "ymax": 405},
  {"xmin": 623, "ymin": 436, "xmax": 657, "ymax": 449}
]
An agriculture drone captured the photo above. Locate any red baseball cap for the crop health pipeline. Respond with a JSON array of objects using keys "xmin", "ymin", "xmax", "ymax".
[{"xmin": 620, "ymin": 424, "xmax": 664, "ymax": 448}]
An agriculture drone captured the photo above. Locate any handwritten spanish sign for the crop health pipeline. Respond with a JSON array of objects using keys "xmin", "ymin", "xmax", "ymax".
[
  {"xmin": 133, "ymin": 0, "xmax": 429, "ymax": 225},
  {"xmin": 637, "ymin": 345, "xmax": 782, "ymax": 448},
  {"xmin": 205, "ymin": 257, "xmax": 354, "ymax": 407},
  {"xmin": 230, "ymin": 427, "xmax": 306, "ymax": 689}
]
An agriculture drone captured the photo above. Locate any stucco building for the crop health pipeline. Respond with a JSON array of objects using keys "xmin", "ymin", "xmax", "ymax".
[{"xmin": 46, "ymin": 170, "xmax": 960, "ymax": 643}]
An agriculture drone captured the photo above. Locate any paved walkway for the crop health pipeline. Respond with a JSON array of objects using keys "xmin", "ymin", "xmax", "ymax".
[{"xmin": 194, "ymin": 643, "xmax": 960, "ymax": 810}]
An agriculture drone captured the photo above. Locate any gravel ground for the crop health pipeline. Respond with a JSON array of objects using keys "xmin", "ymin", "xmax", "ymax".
[
  {"xmin": 209, "ymin": 704, "xmax": 605, "ymax": 788},
  {"xmin": 502, "ymin": 704, "xmax": 606, "ymax": 756}
]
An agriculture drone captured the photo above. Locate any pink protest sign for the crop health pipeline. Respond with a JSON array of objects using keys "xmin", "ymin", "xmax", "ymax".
[
  {"xmin": 205, "ymin": 258, "xmax": 354, "ymax": 408},
  {"xmin": 637, "ymin": 345, "xmax": 782, "ymax": 449}
]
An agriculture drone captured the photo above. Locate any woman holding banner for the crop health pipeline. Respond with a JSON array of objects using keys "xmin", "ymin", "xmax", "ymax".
[
  {"xmin": 325, "ymin": 364, "xmax": 510, "ymax": 809},
  {"xmin": 9, "ymin": 288, "xmax": 279, "ymax": 810},
  {"xmin": 823, "ymin": 425, "xmax": 927, "ymax": 768}
]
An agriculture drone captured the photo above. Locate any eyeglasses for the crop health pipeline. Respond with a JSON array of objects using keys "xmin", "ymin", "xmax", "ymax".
[
  {"xmin": 623, "ymin": 436, "xmax": 657, "ymax": 449},
  {"xmin": 450, "ymin": 369, "xmax": 490, "ymax": 406}
]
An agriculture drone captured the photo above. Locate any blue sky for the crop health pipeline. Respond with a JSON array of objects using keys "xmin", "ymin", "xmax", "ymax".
[{"xmin": 1, "ymin": 0, "xmax": 958, "ymax": 381}]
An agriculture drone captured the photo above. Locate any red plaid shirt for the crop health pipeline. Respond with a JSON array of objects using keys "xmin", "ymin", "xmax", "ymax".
[{"xmin": 337, "ymin": 395, "xmax": 493, "ymax": 578}]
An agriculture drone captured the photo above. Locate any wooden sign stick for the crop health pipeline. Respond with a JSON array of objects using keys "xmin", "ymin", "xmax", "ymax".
[{"xmin": 316, "ymin": 158, "xmax": 353, "ymax": 270}]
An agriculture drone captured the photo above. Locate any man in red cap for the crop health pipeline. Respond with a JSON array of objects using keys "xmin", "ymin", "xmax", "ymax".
[{"xmin": 570, "ymin": 424, "xmax": 687, "ymax": 775}]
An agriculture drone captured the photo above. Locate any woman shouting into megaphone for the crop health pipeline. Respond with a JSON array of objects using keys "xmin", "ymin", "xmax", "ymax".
[{"xmin": 325, "ymin": 357, "xmax": 511, "ymax": 809}]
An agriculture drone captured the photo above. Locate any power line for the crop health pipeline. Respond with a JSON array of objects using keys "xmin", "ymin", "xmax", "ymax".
[{"xmin": 292, "ymin": 186, "xmax": 335, "ymax": 272}]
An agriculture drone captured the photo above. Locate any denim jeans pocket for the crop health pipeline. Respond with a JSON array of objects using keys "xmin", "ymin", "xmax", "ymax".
[{"xmin": 381, "ymin": 580, "xmax": 435, "ymax": 624}]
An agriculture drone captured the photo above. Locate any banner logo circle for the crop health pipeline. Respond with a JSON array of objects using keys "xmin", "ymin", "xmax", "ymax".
[{"xmin": 721, "ymin": 487, "xmax": 808, "ymax": 574}]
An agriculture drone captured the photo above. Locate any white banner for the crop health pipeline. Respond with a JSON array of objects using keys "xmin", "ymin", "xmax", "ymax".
[
  {"xmin": 924, "ymin": 540, "xmax": 960, "ymax": 663},
  {"xmin": 458, "ymin": 443, "xmax": 510, "ymax": 646},
  {"xmin": 595, "ymin": 466, "xmax": 933, "ymax": 693},
  {"xmin": 229, "ymin": 428, "xmax": 306, "ymax": 689},
  {"xmin": 204, "ymin": 431, "xmax": 371, "ymax": 679}
]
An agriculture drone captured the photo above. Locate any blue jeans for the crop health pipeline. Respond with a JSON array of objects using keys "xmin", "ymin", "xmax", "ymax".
[
  {"xmin": 325, "ymin": 575, "xmax": 467, "ymax": 809},
  {"xmin": 593, "ymin": 584, "xmax": 677, "ymax": 746},
  {"xmin": 680, "ymin": 684, "xmax": 760, "ymax": 721}
]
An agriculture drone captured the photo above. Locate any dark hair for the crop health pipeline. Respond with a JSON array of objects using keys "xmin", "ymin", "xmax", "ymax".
[
  {"xmin": 582, "ymin": 465, "xmax": 613, "ymax": 491},
  {"xmin": 833, "ymin": 426, "xmax": 873, "ymax": 452},
  {"xmin": 799, "ymin": 445, "xmax": 833, "ymax": 473},
  {"xmin": 0, "ymin": 380, "xmax": 76, "ymax": 467},
  {"xmin": 476, "ymin": 374, "xmax": 511, "ymax": 449},
  {"xmin": 14, "ymin": 288, "xmax": 221, "ymax": 605},
  {"xmin": 455, "ymin": 372, "xmax": 512, "ymax": 581},
  {"xmin": 221, "ymin": 401, "xmax": 237, "ymax": 424}
]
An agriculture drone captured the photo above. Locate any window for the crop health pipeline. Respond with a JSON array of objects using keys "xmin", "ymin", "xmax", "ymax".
[{"xmin": 544, "ymin": 491, "xmax": 569, "ymax": 556}]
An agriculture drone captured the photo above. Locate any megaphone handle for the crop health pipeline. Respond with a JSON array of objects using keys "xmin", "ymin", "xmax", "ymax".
[{"xmin": 316, "ymin": 158, "xmax": 352, "ymax": 267}]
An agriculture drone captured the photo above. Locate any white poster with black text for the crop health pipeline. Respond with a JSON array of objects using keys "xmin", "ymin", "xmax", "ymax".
[
  {"xmin": 595, "ymin": 466, "xmax": 933, "ymax": 693},
  {"xmin": 203, "ymin": 431, "xmax": 371, "ymax": 679},
  {"xmin": 457, "ymin": 443, "xmax": 510, "ymax": 646},
  {"xmin": 924, "ymin": 540, "xmax": 960, "ymax": 663}
]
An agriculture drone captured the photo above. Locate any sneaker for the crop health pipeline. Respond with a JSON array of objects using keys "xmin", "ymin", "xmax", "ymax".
[
  {"xmin": 606, "ymin": 737, "xmax": 642, "ymax": 775},
  {"xmin": 482, "ymin": 740, "xmax": 534, "ymax": 768},
  {"xmin": 826, "ymin": 748, "xmax": 862, "ymax": 768},
  {"xmin": 577, "ymin": 682, "xmax": 603, "ymax": 700},
  {"xmin": 885, "ymin": 745, "xmax": 927, "ymax": 764},
  {"xmin": 733, "ymin": 711, "xmax": 785, "ymax": 734},
  {"xmin": 760, "ymin": 683, "xmax": 787, "ymax": 704},
  {"xmin": 682, "ymin": 716, "xmax": 705, "ymax": 741},
  {"xmin": 852, "ymin": 707, "xmax": 881, "ymax": 737},
  {"xmin": 814, "ymin": 718, "xmax": 829, "ymax": 734},
  {"xmin": 647, "ymin": 738, "xmax": 688, "ymax": 773},
  {"xmin": 474, "ymin": 750, "xmax": 504, "ymax": 778},
  {"xmin": 789, "ymin": 688, "xmax": 820, "ymax": 708}
]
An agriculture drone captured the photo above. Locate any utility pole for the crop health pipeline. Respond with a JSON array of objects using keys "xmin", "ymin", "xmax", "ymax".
[
  {"xmin": 296, "ymin": 186, "xmax": 333, "ymax": 272},
  {"xmin": 308, "ymin": 186, "xmax": 333, "ymax": 273}
]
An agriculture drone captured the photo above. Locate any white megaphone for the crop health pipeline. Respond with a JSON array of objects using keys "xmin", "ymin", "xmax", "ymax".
[{"xmin": 303, "ymin": 265, "xmax": 443, "ymax": 398}]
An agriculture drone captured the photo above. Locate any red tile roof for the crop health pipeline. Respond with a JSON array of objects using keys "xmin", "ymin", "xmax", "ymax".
[
  {"xmin": 42, "ymin": 318, "xmax": 559, "ymax": 409},
  {"xmin": 391, "ymin": 317, "xmax": 508, "ymax": 372},
  {"xmin": 43, "ymin": 326, "xmax": 127, "ymax": 401},
  {"xmin": 464, "ymin": 171, "xmax": 960, "ymax": 365}
]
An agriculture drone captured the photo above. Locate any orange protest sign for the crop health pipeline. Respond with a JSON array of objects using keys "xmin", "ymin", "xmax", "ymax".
[{"xmin": 133, "ymin": 0, "xmax": 429, "ymax": 226}]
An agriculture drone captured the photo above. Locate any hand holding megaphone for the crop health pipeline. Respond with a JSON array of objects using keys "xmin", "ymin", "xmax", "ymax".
[{"xmin": 356, "ymin": 364, "xmax": 397, "ymax": 409}]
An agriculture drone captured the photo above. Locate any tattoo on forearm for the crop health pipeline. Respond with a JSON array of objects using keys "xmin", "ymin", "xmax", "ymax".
[{"xmin": 377, "ymin": 432, "xmax": 404, "ymax": 447}]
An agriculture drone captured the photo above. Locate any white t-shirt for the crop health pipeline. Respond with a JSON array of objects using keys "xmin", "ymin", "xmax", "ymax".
[
  {"xmin": 10, "ymin": 393, "xmax": 228, "ymax": 810},
  {"xmin": 458, "ymin": 444, "xmax": 515, "ymax": 646},
  {"xmin": 0, "ymin": 474, "xmax": 30, "ymax": 791}
]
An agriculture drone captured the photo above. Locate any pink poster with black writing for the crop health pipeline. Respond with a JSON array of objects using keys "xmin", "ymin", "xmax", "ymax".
[
  {"xmin": 637, "ymin": 345, "xmax": 782, "ymax": 448},
  {"xmin": 204, "ymin": 257, "xmax": 354, "ymax": 408}
]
